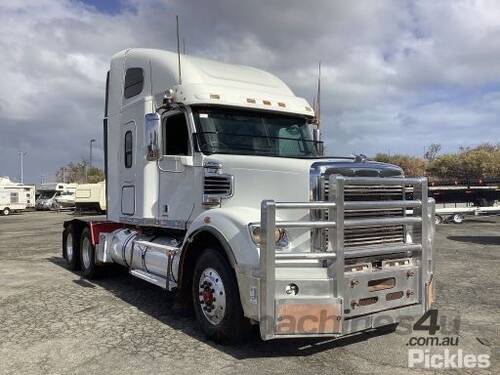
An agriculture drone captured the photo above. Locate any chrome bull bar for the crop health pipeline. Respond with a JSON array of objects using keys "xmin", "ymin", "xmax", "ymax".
[{"xmin": 259, "ymin": 175, "xmax": 435, "ymax": 340}]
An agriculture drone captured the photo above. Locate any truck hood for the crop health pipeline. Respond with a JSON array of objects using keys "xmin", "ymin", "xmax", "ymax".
[
  {"xmin": 204, "ymin": 154, "xmax": 403, "ymax": 252},
  {"xmin": 206, "ymin": 154, "xmax": 403, "ymax": 209}
]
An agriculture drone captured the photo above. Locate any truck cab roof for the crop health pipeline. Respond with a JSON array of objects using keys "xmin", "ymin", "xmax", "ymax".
[{"xmin": 108, "ymin": 48, "xmax": 314, "ymax": 118}]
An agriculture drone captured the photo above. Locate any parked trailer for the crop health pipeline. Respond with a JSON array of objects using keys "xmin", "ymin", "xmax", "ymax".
[
  {"xmin": 434, "ymin": 203, "xmax": 500, "ymax": 224},
  {"xmin": 75, "ymin": 181, "xmax": 106, "ymax": 213},
  {"xmin": 405, "ymin": 184, "xmax": 500, "ymax": 224},
  {"xmin": 0, "ymin": 189, "xmax": 28, "ymax": 216},
  {"xmin": 62, "ymin": 48, "xmax": 435, "ymax": 343},
  {"xmin": 0, "ymin": 176, "xmax": 36, "ymax": 209},
  {"xmin": 429, "ymin": 183, "xmax": 500, "ymax": 208},
  {"xmin": 430, "ymin": 184, "xmax": 500, "ymax": 224}
]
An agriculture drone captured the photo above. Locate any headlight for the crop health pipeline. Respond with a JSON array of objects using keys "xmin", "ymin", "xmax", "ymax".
[{"xmin": 249, "ymin": 224, "xmax": 289, "ymax": 248}]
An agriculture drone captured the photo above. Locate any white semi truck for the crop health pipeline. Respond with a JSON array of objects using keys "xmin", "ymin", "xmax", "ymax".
[{"xmin": 62, "ymin": 48, "xmax": 435, "ymax": 343}]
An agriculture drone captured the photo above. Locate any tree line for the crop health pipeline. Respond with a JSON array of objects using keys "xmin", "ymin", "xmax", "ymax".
[
  {"xmin": 54, "ymin": 143, "xmax": 499, "ymax": 183},
  {"xmin": 374, "ymin": 143, "xmax": 500, "ymax": 179},
  {"xmin": 55, "ymin": 160, "xmax": 105, "ymax": 184}
]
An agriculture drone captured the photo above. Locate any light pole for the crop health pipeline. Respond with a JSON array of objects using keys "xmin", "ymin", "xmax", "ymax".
[
  {"xmin": 89, "ymin": 139, "xmax": 96, "ymax": 169},
  {"xmin": 86, "ymin": 139, "xmax": 96, "ymax": 182},
  {"xmin": 18, "ymin": 151, "xmax": 27, "ymax": 184}
]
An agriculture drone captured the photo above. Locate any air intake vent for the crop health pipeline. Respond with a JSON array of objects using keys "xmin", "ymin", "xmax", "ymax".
[
  {"xmin": 203, "ymin": 162, "xmax": 234, "ymax": 207},
  {"xmin": 204, "ymin": 175, "xmax": 232, "ymax": 195}
]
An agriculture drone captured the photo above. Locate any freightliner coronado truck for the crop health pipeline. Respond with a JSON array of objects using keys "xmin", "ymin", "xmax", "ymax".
[{"xmin": 62, "ymin": 48, "xmax": 435, "ymax": 343}]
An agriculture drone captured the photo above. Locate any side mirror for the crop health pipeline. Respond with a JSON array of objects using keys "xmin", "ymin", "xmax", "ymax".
[{"xmin": 145, "ymin": 113, "xmax": 161, "ymax": 161}]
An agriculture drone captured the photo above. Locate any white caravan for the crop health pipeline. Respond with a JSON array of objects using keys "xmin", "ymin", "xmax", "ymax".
[
  {"xmin": 62, "ymin": 49, "xmax": 435, "ymax": 343},
  {"xmin": 0, "ymin": 189, "xmax": 28, "ymax": 215},
  {"xmin": 0, "ymin": 176, "xmax": 36, "ymax": 211},
  {"xmin": 36, "ymin": 183, "xmax": 77, "ymax": 210},
  {"xmin": 75, "ymin": 181, "xmax": 106, "ymax": 213}
]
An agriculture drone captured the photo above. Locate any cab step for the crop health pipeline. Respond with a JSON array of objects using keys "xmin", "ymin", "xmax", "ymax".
[{"xmin": 130, "ymin": 269, "xmax": 168, "ymax": 289}]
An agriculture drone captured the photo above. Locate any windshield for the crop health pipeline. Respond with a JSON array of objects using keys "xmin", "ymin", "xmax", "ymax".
[
  {"xmin": 38, "ymin": 190, "xmax": 56, "ymax": 199},
  {"xmin": 192, "ymin": 107, "xmax": 322, "ymax": 158}
]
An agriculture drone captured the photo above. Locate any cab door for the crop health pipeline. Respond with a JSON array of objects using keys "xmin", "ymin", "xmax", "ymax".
[
  {"xmin": 157, "ymin": 110, "xmax": 197, "ymax": 228},
  {"xmin": 120, "ymin": 121, "xmax": 137, "ymax": 216}
]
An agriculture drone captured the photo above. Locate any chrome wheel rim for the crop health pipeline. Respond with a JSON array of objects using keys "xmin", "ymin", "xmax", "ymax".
[
  {"xmin": 66, "ymin": 232, "xmax": 73, "ymax": 261},
  {"xmin": 198, "ymin": 268, "xmax": 226, "ymax": 325},
  {"xmin": 82, "ymin": 236, "xmax": 91, "ymax": 269}
]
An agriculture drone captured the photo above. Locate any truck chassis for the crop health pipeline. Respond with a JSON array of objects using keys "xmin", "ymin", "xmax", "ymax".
[{"xmin": 63, "ymin": 175, "xmax": 435, "ymax": 341}]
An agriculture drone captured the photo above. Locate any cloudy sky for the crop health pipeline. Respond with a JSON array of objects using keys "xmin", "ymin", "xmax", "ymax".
[{"xmin": 1, "ymin": 0, "xmax": 500, "ymax": 183}]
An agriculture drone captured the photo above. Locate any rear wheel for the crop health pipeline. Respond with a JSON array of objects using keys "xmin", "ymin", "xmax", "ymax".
[
  {"xmin": 434, "ymin": 215, "xmax": 443, "ymax": 225},
  {"xmin": 452, "ymin": 213, "xmax": 464, "ymax": 224},
  {"xmin": 192, "ymin": 248, "xmax": 251, "ymax": 344},
  {"xmin": 63, "ymin": 224, "xmax": 80, "ymax": 270},
  {"xmin": 80, "ymin": 227, "xmax": 100, "ymax": 279},
  {"xmin": 2, "ymin": 207, "xmax": 10, "ymax": 216}
]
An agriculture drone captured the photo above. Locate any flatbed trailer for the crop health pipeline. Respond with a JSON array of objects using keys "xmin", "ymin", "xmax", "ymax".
[
  {"xmin": 405, "ymin": 183, "xmax": 500, "ymax": 224},
  {"xmin": 434, "ymin": 203, "xmax": 500, "ymax": 224}
]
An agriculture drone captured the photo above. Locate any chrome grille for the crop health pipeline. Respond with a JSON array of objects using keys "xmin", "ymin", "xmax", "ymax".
[{"xmin": 323, "ymin": 178, "xmax": 405, "ymax": 248}]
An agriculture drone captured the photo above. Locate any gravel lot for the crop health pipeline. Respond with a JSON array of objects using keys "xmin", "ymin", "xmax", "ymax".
[{"xmin": 0, "ymin": 211, "xmax": 498, "ymax": 374}]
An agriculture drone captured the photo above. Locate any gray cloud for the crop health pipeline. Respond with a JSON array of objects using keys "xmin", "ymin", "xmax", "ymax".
[{"xmin": 1, "ymin": 0, "xmax": 500, "ymax": 183}]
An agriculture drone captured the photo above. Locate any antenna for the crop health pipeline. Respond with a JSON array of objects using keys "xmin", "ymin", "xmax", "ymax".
[
  {"xmin": 176, "ymin": 15, "xmax": 182, "ymax": 85},
  {"xmin": 316, "ymin": 61, "xmax": 321, "ymax": 128}
]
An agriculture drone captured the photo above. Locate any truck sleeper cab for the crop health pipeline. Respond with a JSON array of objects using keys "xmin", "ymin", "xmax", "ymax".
[{"xmin": 62, "ymin": 48, "xmax": 435, "ymax": 343}]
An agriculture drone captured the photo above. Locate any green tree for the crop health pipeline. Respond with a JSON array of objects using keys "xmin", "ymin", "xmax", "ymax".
[
  {"xmin": 374, "ymin": 153, "xmax": 426, "ymax": 177},
  {"xmin": 56, "ymin": 161, "xmax": 105, "ymax": 184},
  {"xmin": 424, "ymin": 144, "xmax": 441, "ymax": 162},
  {"xmin": 427, "ymin": 143, "xmax": 500, "ymax": 180}
]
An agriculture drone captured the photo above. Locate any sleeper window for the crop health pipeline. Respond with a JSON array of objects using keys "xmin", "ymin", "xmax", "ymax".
[{"xmin": 124, "ymin": 68, "xmax": 144, "ymax": 99}]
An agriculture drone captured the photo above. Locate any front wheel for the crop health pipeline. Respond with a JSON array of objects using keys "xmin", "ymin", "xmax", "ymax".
[
  {"xmin": 192, "ymin": 248, "xmax": 251, "ymax": 344},
  {"xmin": 2, "ymin": 207, "xmax": 10, "ymax": 216}
]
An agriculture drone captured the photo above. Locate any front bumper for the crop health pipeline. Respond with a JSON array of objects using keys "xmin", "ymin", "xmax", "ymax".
[
  {"xmin": 255, "ymin": 175, "xmax": 435, "ymax": 340},
  {"xmin": 255, "ymin": 268, "xmax": 433, "ymax": 339}
]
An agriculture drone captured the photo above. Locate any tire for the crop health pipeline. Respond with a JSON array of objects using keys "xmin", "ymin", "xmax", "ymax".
[
  {"xmin": 452, "ymin": 214, "xmax": 464, "ymax": 224},
  {"xmin": 2, "ymin": 207, "xmax": 10, "ymax": 216},
  {"xmin": 63, "ymin": 224, "xmax": 80, "ymax": 270},
  {"xmin": 79, "ymin": 227, "xmax": 101, "ymax": 279},
  {"xmin": 434, "ymin": 215, "xmax": 443, "ymax": 225},
  {"xmin": 192, "ymin": 248, "xmax": 251, "ymax": 344}
]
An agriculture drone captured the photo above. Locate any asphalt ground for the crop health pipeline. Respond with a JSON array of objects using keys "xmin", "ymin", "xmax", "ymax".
[{"xmin": 0, "ymin": 210, "xmax": 498, "ymax": 374}]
